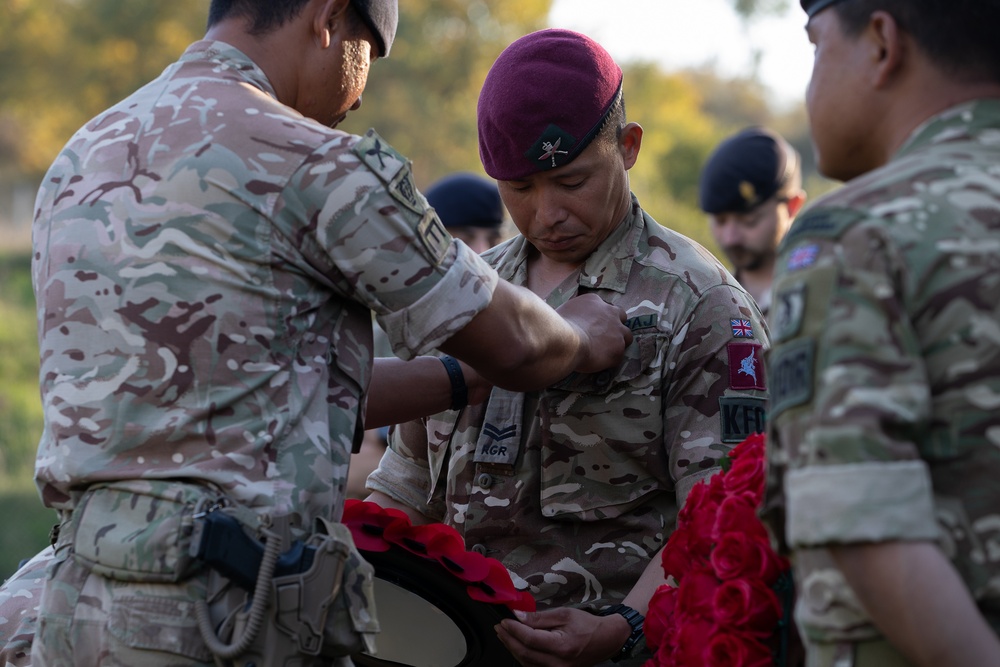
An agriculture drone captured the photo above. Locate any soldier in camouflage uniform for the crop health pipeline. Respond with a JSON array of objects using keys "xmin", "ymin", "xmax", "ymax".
[
  {"xmin": 699, "ymin": 127, "xmax": 807, "ymax": 321},
  {"xmin": 367, "ymin": 29, "xmax": 769, "ymax": 667},
  {"xmin": 19, "ymin": 1, "xmax": 635, "ymax": 665},
  {"xmin": 764, "ymin": 1, "xmax": 1000, "ymax": 665}
]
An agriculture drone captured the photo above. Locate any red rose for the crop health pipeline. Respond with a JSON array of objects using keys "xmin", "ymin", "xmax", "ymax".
[
  {"xmin": 727, "ymin": 432, "xmax": 765, "ymax": 463},
  {"xmin": 722, "ymin": 444, "xmax": 766, "ymax": 502},
  {"xmin": 712, "ymin": 577, "xmax": 782, "ymax": 637},
  {"xmin": 710, "ymin": 532, "xmax": 783, "ymax": 584},
  {"xmin": 661, "ymin": 523, "xmax": 704, "ymax": 581},
  {"xmin": 713, "ymin": 494, "xmax": 769, "ymax": 543},
  {"xmin": 645, "ymin": 585, "xmax": 679, "ymax": 653},
  {"xmin": 672, "ymin": 617, "xmax": 716, "ymax": 666},
  {"xmin": 677, "ymin": 472, "xmax": 725, "ymax": 529},
  {"xmin": 705, "ymin": 629, "xmax": 774, "ymax": 667},
  {"xmin": 676, "ymin": 569, "xmax": 719, "ymax": 622}
]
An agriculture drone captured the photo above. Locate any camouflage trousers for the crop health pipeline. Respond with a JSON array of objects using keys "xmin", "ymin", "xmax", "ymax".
[
  {"xmin": 0, "ymin": 547, "xmax": 52, "ymax": 667},
  {"xmin": 31, "ymin": 535, "xmax": 359, "ymax": 667},
  {"xmin": 32, "ymin": 546, "xmax": 220, "ymax": 667}
]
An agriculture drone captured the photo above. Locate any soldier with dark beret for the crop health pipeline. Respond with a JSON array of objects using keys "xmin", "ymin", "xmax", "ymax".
[
  {"xmin": 764, "ymin": 0, "xmax": 1000, "ymax": 665},
  {"xmin": 699, "ymin": 127, "xmax": 806, "ymax": 320},
  {"xmin": 425, "ymin": 172, "xmax": 507, "ymax": 254},
  {"xmin": 368, "ymin": 29, "xmax": 769, "ymax": 666}
]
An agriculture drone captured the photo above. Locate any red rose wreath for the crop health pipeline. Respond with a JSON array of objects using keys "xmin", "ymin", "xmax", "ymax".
[{"xmin": 644, "ymin": 433, "xmax": 795, "ymax": 667}]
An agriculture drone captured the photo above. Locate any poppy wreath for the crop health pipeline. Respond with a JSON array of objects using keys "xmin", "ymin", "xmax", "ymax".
[
  {"xmin": 341, "ymin": 498, "xmax": 536, "ymax": 613},
  {"xmin": 643, "ymin": 433, "xmax": 794, "ymax": 667}
]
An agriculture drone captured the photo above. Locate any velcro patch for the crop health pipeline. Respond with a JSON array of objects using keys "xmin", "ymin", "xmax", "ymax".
[
  {"xmin": 772, "ymin": 282, "xmax": 806, "ymax": 343},
  {"xmin": 786, "ymin": 244, "xmax": 819, "ymax": 271},
  {"xmin": 626, "ymin": 313, "xmax": 657, "ymax": 332},
  {"xmin": 728, "ymin": 342, "xmax": 766, "ymax": 391},
  {"xmin": 416, "ymin": 210, "xmax": 451, "ymax": 266},
  {"xmin": 770, "ymin": 338, "xmax": 815, "ymax": 417},
  {"xmin": 782, "ymin": 207, "xmax": 867, "ymax": 245},
  {"xmin": 730, "ymin": 318, "xmax": 754, "ymax": 338},
  {"xmin": 474, "ymin": 422, "xmax": 519, "ymax": 465},
  {"xmin": 719, "ymin": 397, "xmax": 767, "ymax": 443},
  {"xmin": 353, "ymin": 129, "xmax": 406, "ymax": 181}
]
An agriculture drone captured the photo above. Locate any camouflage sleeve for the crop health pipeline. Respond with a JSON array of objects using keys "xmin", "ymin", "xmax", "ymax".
[
  {"xmin": 664, "ymin": 283, "xmax": 769, "ymax": 505},
  {"xmin": 284, "ymin": 130, "xmax": 499, "ymax": 360},
  {"xmin": 767, "ymin": 209, "xmax": 939, "ymax": 549},
  {"xmin": 366, "ymin": 418, "xmax": 448, "ymax": 522}
]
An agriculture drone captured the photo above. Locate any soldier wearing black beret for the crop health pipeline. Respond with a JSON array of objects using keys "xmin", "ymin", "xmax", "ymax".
[{"xmin": 699, "ymin": 127, "xmax": 806, "ymax": 320}]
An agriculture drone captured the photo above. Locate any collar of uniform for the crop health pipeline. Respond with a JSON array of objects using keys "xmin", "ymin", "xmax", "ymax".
[
  {"xmin": 895, "ymin": 99, "xmax": 1000, "ymax": 161},
  {"xmin": 181, "ymin": 40, "xmax": 279, "ymax": 101},
  {"xmin": 486, "ymin": 192, "xmax": 642, "ymax": 295}
]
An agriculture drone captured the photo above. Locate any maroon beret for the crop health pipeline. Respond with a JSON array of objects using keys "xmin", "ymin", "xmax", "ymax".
[{"xmin": 477, "ymin": 29, "xmax": 624, "ymax": 181}]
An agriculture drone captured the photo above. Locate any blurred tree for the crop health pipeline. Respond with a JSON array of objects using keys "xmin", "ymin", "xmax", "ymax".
[
  {"xmin": 729, "ymin": 0, "xmax": 790, "ymax": 21},
  {"xmin": 0, "ymin": 0, "xmax": 206, "ymax": 178}
]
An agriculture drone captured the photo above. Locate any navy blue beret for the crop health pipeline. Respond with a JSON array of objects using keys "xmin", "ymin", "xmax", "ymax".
[
  {"xmin": 477, "ymin": 29, "xmax": 623, "ymax": 181},
  {"xmin": 699, "ymin": 127, "xmax": 800, "ymax": 214},
  {"xmin": 425, "ymin": 173, "xmax": 504, "ymax": 230},
  {"xmin": 350, "ymin": 0, "xmax": 397, "ymax": 57},
  {"xmin": 800, "ymin": 0, "xmax": 846, "ymax": 17}
]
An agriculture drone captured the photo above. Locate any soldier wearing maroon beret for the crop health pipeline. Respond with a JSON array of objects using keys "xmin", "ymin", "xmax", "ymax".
[{"xmin": 367, "ymin": 29, "xmax": 769, "ymax": 665}]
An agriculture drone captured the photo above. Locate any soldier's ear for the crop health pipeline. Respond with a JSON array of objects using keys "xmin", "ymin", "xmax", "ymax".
[
  {"xmin": 313, "ymin": 0, "xmax": 351, "ymax": 49},
  {"xmin": 619, "ymin": 123, "xmax": 643, "ymax": 170}
]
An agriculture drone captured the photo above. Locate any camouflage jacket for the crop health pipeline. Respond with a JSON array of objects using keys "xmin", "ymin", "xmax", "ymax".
[
  {"xmin": 369, "ymin": 195, "xmax": 769, "ymax": 610},
  {"xmin": 765, "ymin": 100, "xmax": 1000, "ymax": 648},
  {"xmin": 31, "ymin": 40, "xmax": 498, "ymax": 528}
]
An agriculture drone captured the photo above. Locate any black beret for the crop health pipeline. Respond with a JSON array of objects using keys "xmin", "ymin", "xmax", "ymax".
[
  {"xmin": 800, "ymin": 0, "xmax": 847, "ymax": 17},
  {"xmin": 425, "ymin": 173, "xmax": 504, "ymax": 230},
  {"xmin": 350, "ymin": 0, "xmax": 397, "ymax": 57},
  {"xmin": 698, "ymin": 127, "xmax": 800, "ymax": 215}
]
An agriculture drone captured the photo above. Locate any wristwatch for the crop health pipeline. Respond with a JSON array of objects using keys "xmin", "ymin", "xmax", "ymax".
[{"xmin": 598, "ymin": 603, "xmax": 645, "ymax": 662}]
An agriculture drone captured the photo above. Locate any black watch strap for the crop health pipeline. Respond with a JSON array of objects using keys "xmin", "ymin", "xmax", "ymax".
[
  {"xmin": 598, "ymin": 603, "xmax": 645, "ymax": 662},
  {"xmin": 438, "ymin": 355, "xmax": 468, "ymax": 411}
]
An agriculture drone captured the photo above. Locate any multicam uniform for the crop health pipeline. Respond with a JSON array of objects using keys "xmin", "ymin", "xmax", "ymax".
[
  {"xmin": 765, "ymin": 100, "xmax": 1000, "ymax": 666},
  {"xmin": 27, "ymin": 40, "xmax": 497, "ymax": 665},
  {"xmin": 369, "ymin": 196, "xmax": 769, "ymax": 654}
]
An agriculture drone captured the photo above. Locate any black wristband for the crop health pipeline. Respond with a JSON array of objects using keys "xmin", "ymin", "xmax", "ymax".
[
  {"xmin": 439, "ymin": 355, "xmax": 468, "ymax": 411},
  {"xmin": 598, "ymin": 603, "xmax": 645, "ymax": 662}
]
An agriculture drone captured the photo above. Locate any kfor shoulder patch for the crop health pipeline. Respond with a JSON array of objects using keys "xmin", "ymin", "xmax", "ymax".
[
  {"xmin": 770, "ymin": 337, "xmax": 815, "ymax": 418},
  {"xmin": 718, "ymin": 396, "xmax": 767, "ymax": 443}
]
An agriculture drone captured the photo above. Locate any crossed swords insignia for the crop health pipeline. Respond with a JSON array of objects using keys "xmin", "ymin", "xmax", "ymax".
[{"xmin": 538, "ymin": 138, "xmax": 569, "ymax": 167}]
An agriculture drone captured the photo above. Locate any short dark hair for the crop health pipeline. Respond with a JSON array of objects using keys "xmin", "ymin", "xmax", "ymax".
[
  {"xmin": 834, "ymin": 0, "xmax": 1000, "ymax": 83},
  {"xmin": 596, "ymin": 93, "xmax": 627, "ymax": 146},
  {"xmin": 207, "ymin": 0, "xmax": 311, "ymax": 34}
]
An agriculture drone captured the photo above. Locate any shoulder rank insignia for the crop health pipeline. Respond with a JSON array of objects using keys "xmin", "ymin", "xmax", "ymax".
[{"xmin": 353, "ymin": 129, "xmax": 425, "ymax": 215}]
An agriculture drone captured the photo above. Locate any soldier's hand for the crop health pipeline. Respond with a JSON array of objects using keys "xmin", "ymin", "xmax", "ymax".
[
  {"xmin": 556, "ymin": 293, "xmax": 632, "ymax": 374},
  {"xmin": 495, "ymin": 607, "xmax": 628, "ymax": 667}
]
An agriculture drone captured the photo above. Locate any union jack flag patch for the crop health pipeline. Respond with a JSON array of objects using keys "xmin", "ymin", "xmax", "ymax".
[
  {"xmin": 787, "ymin": 244, "xmax": 820, "ymax": 270},
  {"xmin": 730, "ymin": 319, "xmax": 753, "ymax": 338}
]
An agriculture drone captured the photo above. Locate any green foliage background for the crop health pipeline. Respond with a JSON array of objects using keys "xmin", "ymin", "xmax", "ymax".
[{"xmin": 0, "ymin": 0, "xmax": 831, "ymax": 580}]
